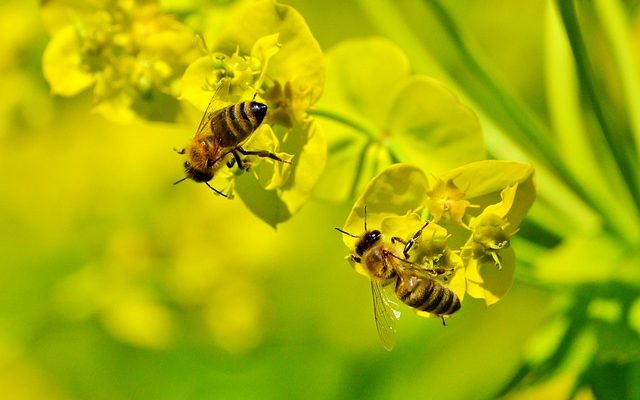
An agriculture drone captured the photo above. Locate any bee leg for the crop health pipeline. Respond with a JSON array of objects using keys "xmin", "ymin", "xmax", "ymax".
[
  {"xmin": 236, "ymin": 147, "xmax": 292, "ymax": 164},
  {"xmin": 226, "ymin": 158, "xmax": 236, "ymax": 168},
  {"xmin": 441, "ymin": 316, "xmax": 447, "ymax": 326},
  {"xmin": 232, "ymin": 150, "xmax": 251, "ymax": 172},
  {"xmin": 402, "ymin": 221, "xmax": 431, "ymax": 258},
  {"xmin": 391, "ymin": 237, "xmax": 406, "ymax": 245},
  {"xmin": 173, "ymin": 147, "xmax": 185, "ymax": 155}
]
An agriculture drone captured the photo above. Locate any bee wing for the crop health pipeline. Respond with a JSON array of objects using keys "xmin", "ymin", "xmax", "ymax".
[
  {"xmin": 396, "ymin": 258, "xmax": 447, "ymax": 279},
  {"xmin": 194, "ymin": 79, "xmax": 231, "ymax": 137},
  {"xmin": 371, "ymin": 280, "xmax": 401, "ymax": 351},
  {"xmin": 386, "ymin": 251, "xmax": 435, "ymax": 278}
]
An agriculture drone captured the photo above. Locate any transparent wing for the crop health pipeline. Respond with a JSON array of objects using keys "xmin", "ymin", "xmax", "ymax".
[
  {"xmin": 194, "ymin": 78, "xmax": 231, "ymax": 137},
  {"xmin": 371, "ymin": 280, "xmax": 401, "ymax": 351}
]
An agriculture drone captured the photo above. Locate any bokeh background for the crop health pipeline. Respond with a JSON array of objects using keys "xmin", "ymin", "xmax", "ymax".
[{"xmin": 2, "ymin": 0, "xmax": 639, "ymax": 399}]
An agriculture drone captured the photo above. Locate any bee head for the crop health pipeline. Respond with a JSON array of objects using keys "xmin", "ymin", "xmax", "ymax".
[
  {"xmin": 355, "ymin": 230, "xmax": 382, "ymax": 257},
  {"xmin": 249, "ymin": 102, "xmax": 267, "ymax": 126},
  {"xmin": 184, "ymin": 161, "xmax": 213, "ymax": 182}
]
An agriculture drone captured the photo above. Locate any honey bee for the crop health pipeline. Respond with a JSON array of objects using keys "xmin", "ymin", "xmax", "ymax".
[
  {"xmin": 174, "ymin": 80, "xmax": 291, "ymax": 196},
  {"xmin": 336, "ymin": 208, "xmax": 461, "ymax": 350}
]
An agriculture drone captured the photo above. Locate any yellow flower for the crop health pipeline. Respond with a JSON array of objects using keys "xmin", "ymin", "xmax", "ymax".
[
  {"xmin": 468, "ymin": 213, "xmax": 513, "ymax": 268},
  {"xmin": 180, "ymin": 0, "xmax": 326, "ymax": 227},
  {"xmin": 424, "ymin": 177, "xmax": 476, "ymax": 227},
  {"xmin": 463, "ymin": 184, "xmax": 520, "ymax": 305},
  {"xmin": 341, "ymin": 162, "xmax": 535, "ymax": 308}
]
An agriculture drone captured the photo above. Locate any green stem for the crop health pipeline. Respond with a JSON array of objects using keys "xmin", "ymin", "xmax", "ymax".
[
  {"xmin": 350, "ymin": 141, "xmax": 373, "ymax": 199},
  {"xmin": 357, "ymin": 0, "xmax": 609, "ymax": 243},
  {"xmin": 421, "ymin": 0, "xmax": 636, "ymax": 242},
  {"xmin": 308, "ymin": 108, "xmax": 376, "ymax": 140},
  {"xmin": 424, "ymin": 0, "xmax": 558, "ymax": 166},
  {"xmin": 556, "ymin": 0, "xmax": 640, "ymax": 211},
  {"xmin": 309, "ymin": 108, "xmax": 415, "ymax": 198},
  {"xmin": 424, "ymin": 0, "xmax": 601, "ymax": 200},
  {"xmin": 594, "ymin": 0, "xmax": 640, "ymax": 161},
  {"xmin": 544, "ymin": 3, "xmax": 639, "ymax": 243}
]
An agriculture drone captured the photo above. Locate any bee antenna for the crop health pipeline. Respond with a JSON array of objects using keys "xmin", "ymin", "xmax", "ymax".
[
  {"xmin": 173, "ymin": 177, "xmax": 188, "ymax": 185},
  {"xmin": 252, "ymin": 92, "xmax": 258, "ymax": 101},
  {"xmin": 205, "ymin": 181, "xmax": 228, "ymax": 198},
  {"xmin": 335, "ymin": 228, "xmax": 359, "ymax": 238}
]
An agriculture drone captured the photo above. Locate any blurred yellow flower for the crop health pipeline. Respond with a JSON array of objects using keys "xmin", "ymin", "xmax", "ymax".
[
  {"xmin": 101, "ymin": 290, "xmax": 175, "ymax": 349},
  {"xmin": 41, "ymin": 0, "xmax": 199, "ymax": 121},
  {"xmin": 202, "ymin": 278, "xmax": 264, "ymax": 353}
]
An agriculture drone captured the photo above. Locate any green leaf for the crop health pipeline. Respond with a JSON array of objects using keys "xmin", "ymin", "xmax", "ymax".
[
  {"xmin": 593, "ymin": 0, "xmax": 640, "ymax": 161},
  {"xmin": 388, "ymin": 76, "xmax": 485, "ymax": 174},
  {"xmin": 524, "ymin": 316, "xmax": 571, "ymax": 367},
  {"xmin": 312, "ymin": 121, "xmax": 369, "ymax": 202},
  {"xmin": 505, "ymin": 328, "xmax": 597, "ymax": 399},
  {"xmin": 587, "ymin": 360, "xmax": 640, "ymax": 399},
  {"xmin": 314, "ymin": 37, "xmax": 485, "ymax": 202},
  {"xmin": 629, "ymin": 298, "xmax": 640, "ymax": 336},
  {"xmin": 593, "ymin": 321, "xmax": 640, "ymax": 363},
  {"xmin": 556, "ymin": 0, "xmax": 640, "ymax": 217},
  {"xmin": 545, "ymin": 2, "xmax": 640, "ymax": 243},
  {"xmin": 42, "ymin": 26, "xmax": 94, "ymax": 96},
  {"xmin": 317, "ymin": 37, "xmax": 410, "ymax": 131}
]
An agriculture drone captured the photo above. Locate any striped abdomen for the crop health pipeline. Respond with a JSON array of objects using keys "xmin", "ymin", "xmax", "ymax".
[
  {"xmin": 395, "ymin": 274, "xmax": 460, "ymax": 316},
  {"xmin": 211, "ymin": 101, "xmax": 267, "ymax": 147}
]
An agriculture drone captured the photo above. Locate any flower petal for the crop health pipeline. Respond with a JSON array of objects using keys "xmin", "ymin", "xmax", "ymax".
[
  {"xmin": 42, "ymin": 26, "xmax": 94, "ymax": 96},
  {"xmin": 213, "ymin": 0, "xmax": 325, "ymax": 105},
  {"xmin": 342, "ymin": 164, "xmax": 429, "ymax": 247},
  {"xmin": 465, "ymin": 246, "xmax": 516, "ymax": 306},
  {"xmin": 235, "ymin": 118, "xmax": 325, "ymax": 227},
  {"xmin": 439, "ymin": 160, "xmax": 536, "ymax": 230}
]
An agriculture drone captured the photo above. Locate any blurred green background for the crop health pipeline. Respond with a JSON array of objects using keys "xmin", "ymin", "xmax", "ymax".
[{"xmin": 2, "ymin": 0, "xmax": 639, "ymax": 399}]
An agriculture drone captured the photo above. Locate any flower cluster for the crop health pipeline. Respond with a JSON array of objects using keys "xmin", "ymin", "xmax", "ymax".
[
  {"xmin": 180, "ymin": 0, "xmax": 326, "ymax": 226},
  {"xmin": 340, "ymin": 161, "xmax": 536, "ymax": 313},
  {"xmin": 41, "ymin": 0, "xmax": 199, "ymax": 121}
]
